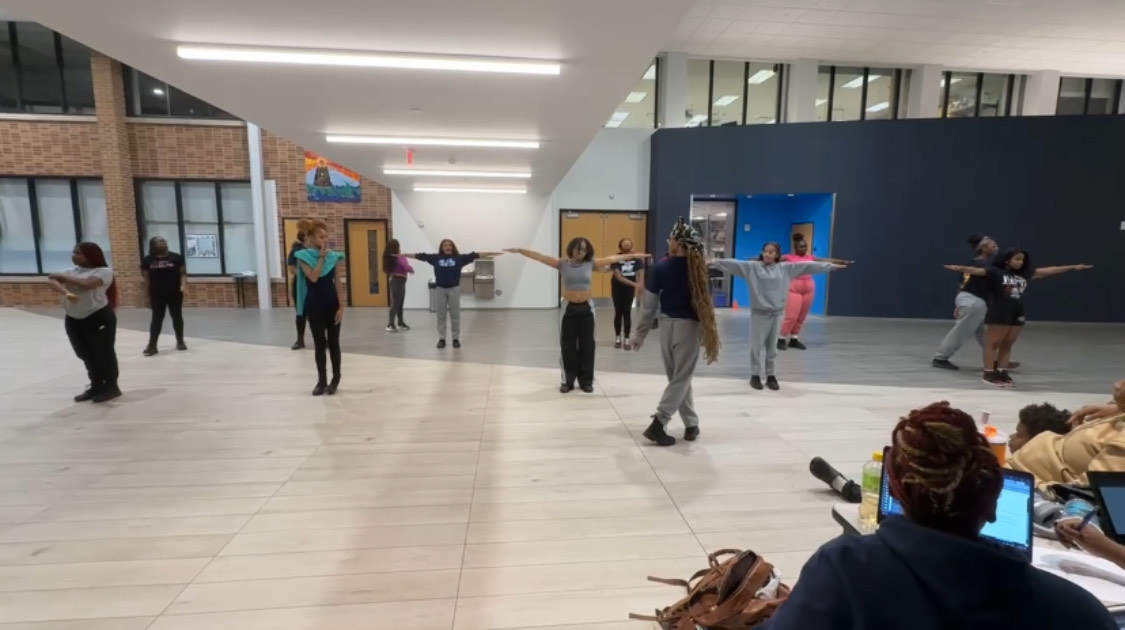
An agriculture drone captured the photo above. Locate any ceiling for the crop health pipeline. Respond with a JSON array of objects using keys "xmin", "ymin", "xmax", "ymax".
[
  {"xmin": 0, "ymin": 0, "xmax": 697, "ymax": 195},
  {"xmin": 671, "ymin": 0, "xmax": 1125, "ymax": 77}
]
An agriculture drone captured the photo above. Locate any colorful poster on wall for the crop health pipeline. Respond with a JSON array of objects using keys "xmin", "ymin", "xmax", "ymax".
[
  {"xmin": 304, "ymin": 151, "xmax": 361, "ymax": 203},
  {"xmin": 185, "ymin": 234, "xmax": 218, "ymax": 258}
]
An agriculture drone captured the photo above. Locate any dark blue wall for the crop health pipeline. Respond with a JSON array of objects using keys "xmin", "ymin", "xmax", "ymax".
[{"xmin": 650, "ymin": 116, "xmax": 1125, "ymax": 322}]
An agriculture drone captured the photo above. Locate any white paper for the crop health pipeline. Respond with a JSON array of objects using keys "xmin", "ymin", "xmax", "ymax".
[{"xmin": 1034, "ymin": 547, "xmax": 1125, "ymax": 606}]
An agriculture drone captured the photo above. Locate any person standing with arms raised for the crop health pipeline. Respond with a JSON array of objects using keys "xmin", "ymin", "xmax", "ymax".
[
  {"xmin": 405, "ymin": 239, "xmax": 505, "ymax": 349},
  {"xmin": 141, "ymin": 236, "xmax": 188, "ymax": 356}
]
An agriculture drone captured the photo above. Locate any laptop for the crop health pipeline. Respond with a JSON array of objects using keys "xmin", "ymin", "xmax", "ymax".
[
  {"xmin": 1087, "ymin": 471, "xmax": 1125, "ymax": 545},
  {"xmin": 877, "ymin": 446, "xmax": 1035, "ymax": 559}
]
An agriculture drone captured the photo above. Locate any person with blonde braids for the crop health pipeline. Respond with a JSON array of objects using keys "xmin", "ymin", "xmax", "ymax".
[
  {"xmin": 631, "ymin": 218, "xmax": 720, "ymax": 446},
  {"xmin": 760, "ymin": 401, "xmax": 1115, "ymax": 630}
]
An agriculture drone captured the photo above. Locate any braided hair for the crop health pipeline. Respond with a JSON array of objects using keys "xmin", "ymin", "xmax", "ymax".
[
  {"xmin": 888, "ymin": 402, "xmax": 1002, "ymax": 539},
  {"xmin": 668, "ymin": 218, "xmax": 720, "ymax": 364}
]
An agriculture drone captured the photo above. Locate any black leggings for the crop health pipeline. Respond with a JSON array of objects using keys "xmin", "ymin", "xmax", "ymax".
[
  {"xmin": 388, "ymin": 275, "xmax": 407, "ymax": 327},
  {"xmin": 560, "ymin": 302, "xmax": 595, "ymax": 387},
  {"xmin": 611, "ymin": 282, "xmax": 635, "ymax": 338},
  {"xmin": 65, "ymin": 307, "xmax": 119, "ymax": 389},
  {"xmin": 292, "ymin": 282, "xmax": 306, "ymax": 342},
  {"xmin": 149, "ymin": 291, "xmax": 184, "ymax": 344},
  {"xmin": 307, "ymin": 307, "xmax": 341, "ymax": 383}
]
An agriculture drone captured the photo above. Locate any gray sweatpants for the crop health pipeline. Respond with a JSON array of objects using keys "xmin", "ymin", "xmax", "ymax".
[
  {"xmin": 750, "ymin": 310, "xmax": 782, "ymax": 378},
  {"xmin": 934, "ymin": 292, "xmax": 987, "ymax": 360},
  {"xmin": 434, "ymin": 286, "xmax": 461, "ymax": 341},
  {"xmin": 654, "ymin": 317, "xmax": 701, "ymax": 428}
]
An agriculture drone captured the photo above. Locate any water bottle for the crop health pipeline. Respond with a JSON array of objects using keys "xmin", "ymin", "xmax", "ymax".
[
  {"xmin": 858, "ymin": 450, "xmax": 884, "ymax": 530},
  {"xmin": 1063, "ymin": 498, "xmax": 1099, "ymax": 529}
]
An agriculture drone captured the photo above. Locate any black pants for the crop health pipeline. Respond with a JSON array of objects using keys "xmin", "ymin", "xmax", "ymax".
[
  {"xmin": 387, "ymin": 275, "xmax": 407, "ymax": 327},
  {"xmin": 560, "ymin": 301, "xmax": 595, "ymax": 387},
  {"xmin": 292, "ymin": 281, "xmax": 305, "ymax": 342},
  {"xmin": 611, "ymin": 282, "xmax": 635, "ymax": 338},
  {"xmin": 149, "ymin": 290, "xmax": 184, "ymax": 344},
  {"xmin": 307, "ymin": 307, "xmax": 342, "ymax": 384},
  {"xmin": 65, "ymin": 307, "xmax": 119, "ymax": 389}
]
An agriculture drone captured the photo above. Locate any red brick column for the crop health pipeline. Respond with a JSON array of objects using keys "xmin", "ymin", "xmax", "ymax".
[{"xmin": 90, "ymin": 52, "xmax": 142, "ymax": 307}]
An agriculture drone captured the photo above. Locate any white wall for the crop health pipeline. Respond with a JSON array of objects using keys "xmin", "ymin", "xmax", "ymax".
[{"xmin": 553, "ymin": 128, "xmax": 652, "ymax": 210}]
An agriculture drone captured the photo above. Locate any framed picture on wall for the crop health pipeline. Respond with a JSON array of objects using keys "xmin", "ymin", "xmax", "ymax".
[{"xmin": 185, "ymin": 234, "xmax": 218, "ymax": 258}]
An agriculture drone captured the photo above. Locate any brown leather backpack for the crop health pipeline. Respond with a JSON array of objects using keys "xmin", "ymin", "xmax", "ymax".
[{"xmin": 630, "ymin": 548, "xmax": 790, "ymax": 630}]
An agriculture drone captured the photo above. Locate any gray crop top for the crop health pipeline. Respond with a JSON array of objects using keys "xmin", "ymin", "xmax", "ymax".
[{"xmin": 560, "ymin": 260, "xmax": 594, "ymax": 292}]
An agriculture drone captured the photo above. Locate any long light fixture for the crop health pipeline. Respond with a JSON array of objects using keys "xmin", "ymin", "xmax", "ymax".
[
  {"xmin": 866, "ymin": 101, "xmax": 890, "ymax": 113},
  {"xmin": 177, "ymin": 45, "xmax": 561, "ymax": 75},
  {"xmin": 643, "ymin": 64, "xmax": 656, "ymax": 81},
  {"xmin": 604, "ymin": 111, "xmax": 629, "ymax": 128},
  {"xmin": 624, "ymin": 91, "xmax": 648, "ymax": 103},
  {"xmin": 385, "ymin": 168, "xmax": 531, "ymax": 179},
  {"xmin": 414, "ymin": 185, "xmax": 526, "ymax": 194},
  {"xmin": 748, "ymin": 69, "xmax": 775, "ymax": 84},
  {"xmin": 713, "ymin": 95, "xmax": 739, "ymax": 107},
  {"xmin": 841, "ymin": 74, "xmax": 881, "ymax": 89},
  {"xmin": 326, "ymin": 135, "xmax": 539, "ymax": 149}
]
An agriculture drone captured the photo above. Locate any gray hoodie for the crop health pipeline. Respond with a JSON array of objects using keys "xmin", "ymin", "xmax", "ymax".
[{"xmin": 710, "ymin": 259, "xmax": 836, "ymax": 312}]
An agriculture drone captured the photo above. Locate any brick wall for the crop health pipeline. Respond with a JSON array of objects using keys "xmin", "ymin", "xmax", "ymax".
[{"xmin": 0, "ymin": 55, "xmax": 391, "ymax": 310}]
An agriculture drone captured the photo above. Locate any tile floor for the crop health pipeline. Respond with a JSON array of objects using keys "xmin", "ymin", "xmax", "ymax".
[{"xmin": 0, "ymin": 307, "xmax": 1109, "ymax": 629}]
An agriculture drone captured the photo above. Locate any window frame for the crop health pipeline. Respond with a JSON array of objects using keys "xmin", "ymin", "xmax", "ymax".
[
  {"xmin": 941, "ymin": 71, "xmax": 1016, "ymax": 118},
  {"xmin": 695, "ymin": 59, "xmax": 783, "ymax": 127},
  {"xmin": 134, "ymin": 178, "xmax": 253, "ymax": 277},
  {"xmin": 0, "ymin": 176, "xmax": 105, "ymax": 276},
  {"xmin": 820, "ymin": 65, "xmax": 902, "ymax": 122},
  {"xmin": 1057, "ymin": 77, "xmax": 1124, "ymax": 115},
  {"xmin": 0, "ymin": 22, "xmax": 95, "ymax": 115}
]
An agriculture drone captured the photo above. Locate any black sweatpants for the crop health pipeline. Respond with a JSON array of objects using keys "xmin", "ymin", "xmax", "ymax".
[
  {"xmin": 611, "ymin": 281, "xmax": 635, "ymax": 338},
  {"xmin": 292, "ymin": 280, "xmax": 306, "ymax": 342},
  {"xmin": 149, "ymin": 290, "xmax": 184, "ymax": 344},
  {"xmin": 387, "ymin": 275, "xmax": 407, "ymax": 327},
  {"xmin": 307, "ymin": 307, "xmax": 342, "ymax": 384},
  {"xmin": 65, "ymin": 307, "xmax": 119, "ymax": 389},
  {"xmin": 560, "ymin": 301, "xmax": 595, "ymax": 387}
]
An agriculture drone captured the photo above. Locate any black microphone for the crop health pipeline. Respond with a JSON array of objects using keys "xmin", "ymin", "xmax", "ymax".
[{"xmin": 810, "ymin": 457, "xmax": 862, "ymax": 503}]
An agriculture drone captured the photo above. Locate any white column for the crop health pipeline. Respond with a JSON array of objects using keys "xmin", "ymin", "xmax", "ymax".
[
  {"xmin": 246, "ymin": 123, "xmax": 271, "ymax": 310},
  {"xmin": 906, "ymin": 65, "xmax": 943, "ymax": 118},
  {"xmin": 785, "ymin": 59, "xmax": 818, "ymax": 123},
  {"xmin": 659, "ymin": 52, "xmax": 687, "ymax": 128},
  {"xmin": 1022, "ymin": 71, "xmax": 1061, "ymax": 116}
]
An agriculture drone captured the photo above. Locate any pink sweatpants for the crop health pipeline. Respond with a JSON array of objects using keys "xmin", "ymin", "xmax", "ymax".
[{"xmin": 782, "ymin": 278, "xmax": 815, "ymax": 337}]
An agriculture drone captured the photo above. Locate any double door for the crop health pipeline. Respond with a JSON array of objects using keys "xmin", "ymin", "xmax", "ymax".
[
  {"xmin": 281, "ymin": 218, "xmax": 388, "ymax": 307},
  {"xmin": 559, "ymin": 211, "xmax": 647, "ymax": 300}
]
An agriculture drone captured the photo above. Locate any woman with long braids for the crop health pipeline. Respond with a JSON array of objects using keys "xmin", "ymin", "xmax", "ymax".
[
  {"xmin": 760, "ymin": 402, "xmax": 1115, "ymax": 630},
  {"xmin": 141, "ymin": 236, "xmax": 187, "ymax": 356},
  {"xmin": 631, "ymin": 218, "xmax": 720, "ymax": 446},
  {"xmin": 610, "ymin": 238, "xmax": 644, "ymax": 349},
  {"xmin": 383, "ymin": 239, "xmax": 413, "ymax": 333},
  {"xmin": 294, "ymin": 218, "xmax": 344, "ymax": 396},
  {"xmin": 46, "ymin": 242, "xmax": 121, "ymax": 403}
]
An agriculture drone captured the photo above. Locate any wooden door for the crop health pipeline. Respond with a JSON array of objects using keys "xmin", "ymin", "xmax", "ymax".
[
  {"xmin": 559, "ymin": 211, "xmax": 606, "ymax": 298},
  {"xmin": 282, "ymin": 218, "xmax": 302, "ymax": 306},
  {"xmin": 791, "ymin": 222, "xmax": 814, "ymax": 253},
  {"xmin": 602, "ymin": 212, "xmax": 647, "ymax": 296},
  {"xmin": 345, "ymin": 220, "xmax": 389, "ymax": 307}
]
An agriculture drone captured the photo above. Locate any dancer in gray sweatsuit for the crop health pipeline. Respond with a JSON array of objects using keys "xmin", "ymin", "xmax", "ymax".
[{"xmin": 710, "ymin": 243, "xmax": 845, "ymax": 390}]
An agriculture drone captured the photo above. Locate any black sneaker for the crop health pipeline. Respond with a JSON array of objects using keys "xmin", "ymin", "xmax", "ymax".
[
  {"xmin": 312, "ymin": 382, "xmax": 327, "ymax": 396},
  {"xmin": 643, "ymin": 417, "xmax": 676, "ymax": 447},
  {"xmin": 437, "ymin": 339, "xmax": 447, "ymax": 349},
  {"xmin": 766, "ymin": 376, "xmax": 780, "ymax": 391},
  {"xmin": 580, "ymin": 384, "xmax": 594, "ymax": 393},
  {"xmin": 684, "ymin": 426, "xmax": 700, "ymax": 442},
  {"xmin": 559, "ymin": 384, "xmax": 574, "ymax": 394},
  {"xmin": 399, "ymin": 323, "xmax": 411, "ymax": 331},
  {"xmin": 452, "ymin": 340, "xmax": 461, "ymax": 349},
  {"xmin": 92, "ymin": 385, "xmax": 122, "ymax": 403},
  {"xmin": 981, "ymin": 370, "xmax": 1005, "ymax": 387},
  {"xmin": 997, "ymin": 370, "xmax": 1015, "ymax": 387},
  {"xmin": 777, "ymin": 339, "xmax": 788, "ymax": 351},
  {"xmin": 74, "ymin": 386, "xmax": 99, "ymax": 403},
  {"xmin": 291, "ymin": 341, "xmax": 305, "ymax": 351},
  {"xmin": 932, "ymin": 358, "xmax": 959, "ymax": 370},
  {"xmin": 750, "ymin": 376, "xmax": 764, "ymax": 390},
  {"xmin": 176, "ymin": 341, "xmax": 188, "ymax": 351},
  {"xmin": 143, "ymin": 345, "xmax": 158, "ymax": 357},
  {"xmin": 787, "ymin": 338, "xmax": 807, "ymax": 350}
]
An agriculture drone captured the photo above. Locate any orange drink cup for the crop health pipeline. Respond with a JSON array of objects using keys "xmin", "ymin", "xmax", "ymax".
[{"xmin": 981, "ymin": 425, "xmax": 1008, "ymax": 465}]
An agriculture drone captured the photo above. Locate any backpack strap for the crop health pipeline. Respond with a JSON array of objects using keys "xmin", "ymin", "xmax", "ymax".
[
  {"xmin": 628, "ymin": 611, "xmax": 659, "ymax": 622},
  {"xmin": 707, "ymin": 548, "xmax": 744, "ymax": 568},
  {"xmin": 645, "ymin": 567, "xmax": 712, "ymax": 592}
]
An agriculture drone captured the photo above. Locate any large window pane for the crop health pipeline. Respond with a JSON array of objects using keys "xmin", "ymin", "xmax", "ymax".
[
  {"xmin": 129, "ymin": 69, "xmax": 171, "ymax": 116},
  {"xmin": 746, "ymin": 63, "xmax": 779, "ymax": 125},
  {"xmin": 59, "ymin": 35, "xmax": 94, "ymax": 114},
  {"xmin": 710, "ymin": 60, "xmax": 745, "ymax": 126},
  {"xmin": 978, "ymin": 74, "xmax": 1009, "ymax": 117},
  {"xmin": 815, "ymin": 67, "xmax": 831, "ymax": 121},
  {"xmin": 35, "ymin": 180, "xmax": 77, "ymax": 273},
  {"xmin": 685, "ymin": 59, "xmax": 710, "ymax": 127},
  {"xmin": 220, "ymin": 183, "xmax": 255, "ymax": 274},
  {"xmin": 864, "ymin": 69, "xmax": 895, "ymax": 120},
  {"xmin": 77, "ymin": 180, "xmax": 110, "ymax": 262},
  {"xmin": 181, "ymin": 183, "xmax": 222, "ymax": 274},
  {"xmin": 140, "ymin": 181, "xmax": 180, "ymax": 261},
  {"xmin": 0, "ymin": 24, "xmax": 19, "ymax": 111},
  {"xmin": 830, "ymin": 67, "xmax": 863, "ymax": 122},
  {"xmin": 605, "ymin": 61, "xmax": 656, "ymax": 129},
  {"xmin": 1088, "ymin": 79, "xmax": 1119, "ymax": 115},
  {"xmin": 946, "ymin": 72, "xmax": 979, "ymax": 117},
  {"xmin": 0, "ymin": 179, "xmax": 37, "ymax": 273},
  {"xmin": 14, "ymin": 23, "xmax": 63, "ymax": 114},
  {"xmin": 1056, "ymin": 77, "xmax": 1087, "ymax": 115}
]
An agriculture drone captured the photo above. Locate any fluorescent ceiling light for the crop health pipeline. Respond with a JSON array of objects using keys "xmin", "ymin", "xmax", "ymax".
[
  {"xmin": 384, "ymin": 168, "xmax": 530, "ymax": 179},
  {"xmin": 939, "ymin": 77, "xmax": 963, "ymax": 88},
  {"xmin": 841, "ymin": 74, "xmax": 881, "ymax": 89},
  {"xmin": 714, "ymin": 212, "xmax": 727, "ymax": 218},
  {"xmin": 604, "ymin": 120, "xmax": 623, "ymax": 128},
  {"xmin": 685, "ymin": 114, "xmax": 708, "ymax": 127},
  {"xmin": 177, "ymin": 45, "xmax": 561, "ymax": 75},
  {"xmin": 414, "ymin": 185, "xmax": 526, "ymax": 194},
  {"xmin": 866, "ymin": 101, "xmax": 890, "ymax": 112},
  {"xmin": 713, "ymin": 95, "xmax": 739, "ymax": 107},
  {"xmin": 624, "ymin": 91, "xmax": 647, "ymax": 103},
  {"xmin": 816, "ymin": 98, "xmax": 828, "ymax": 107},
  {"xmin": 326, "ymin": 135, "xmax": 539, "ymax": 149},
  {"xmin": 605, "ymin": 111, "xmax": 629, "ymax": 127},
  {"xmin": 643, "ymin": 64, "xmax": 656, "ymax": 81},
  {"xmin": 152, "ymin": 88, "xmax": 164, "ymax": 95},
  {"xmin": 748, "ymin": 69, "xmax": 775, "ymax": 84}
]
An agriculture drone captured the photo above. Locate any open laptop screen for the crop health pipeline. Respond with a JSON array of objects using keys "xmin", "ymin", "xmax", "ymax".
[{"xmin": 1089, "ymin": 472, "xmax": 1125, "ymax": 545}]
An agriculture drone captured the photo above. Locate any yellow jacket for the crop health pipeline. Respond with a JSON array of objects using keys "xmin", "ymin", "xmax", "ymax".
[{"xmin": 1009, "ymin": 413, "xmax": 1125, "ymax": 493}]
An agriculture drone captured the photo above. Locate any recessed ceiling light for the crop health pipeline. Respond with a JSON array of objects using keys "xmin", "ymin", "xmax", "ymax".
[
  {"xmin": 748, "ymin": 69, "xmax": 775, "ymax": 84},
  {"xmin": 414, "ymin": 185, "xmax": 526, "ymax": 194},
  {"xmin": 177, "ymin": 45, "xmax": 561, "ymax": 76},
  {"xmin": 643, "ymin": 64, "xmax": 656, "ymax": 81},
  {"xmin": 713, "ymin": 95, "xmax": 739, "ymax": 107},
  {"xmin": 866, "ymin": 101, "xmax": 890, "ymax": 112},
  {"xmin": 326, "ymin": 135, "xmax": 539, "ymax": 149},
  {"xmin": 841, "ymin": 75, "xmax": 881, "ymax": 89},
  {"xmin": 385, "ymin": 168, "xmax": 531, "ymax": 179},
  {"xmin": 685, "ymin": 114, "xmax": 708, "ymax": 127},
  {"xmin": 939, "ymin": 77, "xmax": 963, "ymax": 88},
  {"xmin": 816, "ymin": 98, "xmax": 828, "ymax": 107},
  {"xmin": 624, "ymin": 91, "xmax": 648, "ymax": 103},
  {"xmin": 605, "ymin": 111, "xmax": 629, "ymax": 128}
]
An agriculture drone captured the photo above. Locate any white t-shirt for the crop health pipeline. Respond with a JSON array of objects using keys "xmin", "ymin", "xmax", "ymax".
[{"xmin": 60, "ymin": 266, "xmax": 114, "ymax": 319}]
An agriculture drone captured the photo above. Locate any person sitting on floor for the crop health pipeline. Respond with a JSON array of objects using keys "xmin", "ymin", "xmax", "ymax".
[
  {"xmin": 759, "ymin": 401, "xmax": 1115, "ymax": 630},
  {"xmin": 1009, "ymin": 379, "xmax": 1125, "ymax": 494}
]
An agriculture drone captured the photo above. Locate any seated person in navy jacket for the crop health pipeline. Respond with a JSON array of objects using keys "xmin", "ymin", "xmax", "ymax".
[{"xmin": 760, "ymin": 401, "xmax": 1116, "ymax": 630}]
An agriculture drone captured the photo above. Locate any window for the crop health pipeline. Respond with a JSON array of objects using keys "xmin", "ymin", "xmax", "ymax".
[
  {"xmin": 0, "ymin": 22, "xmax": 96, "ymax": 114},
  {"xmin": 685, "ymin": 59, "xmax": 711, "ymax": 127},
  {"xmin": 1057, "ymin": 77, "xmax": 1123, "ymax": 116},
  {"xmin": 136, "ymin": 180, "xmax": 255, "ymax": 276},
  {"xmin": 709, "ymin": 60, "xmax": 744, "ymax": 126},
  {"xmin": 123, "ymin": 66, "xmax": 237, "ymax": 120},
  {"xmin": 746, "ymin": 63, "xmax": 781, "ymax": 125},
  {"xmin": 940, "ymin": 71, "xmax": 1015, "ymax": 118},
  {"xmin": 0, "ymin": 178, "xmax": 107, "ymax": 274},
  {"xmin": 818, "ymin": 66, "xmax": 903, "ymax": 122},
  {"xmin": 605, "ymin": 59, "xmax": 659, "ymax": 129},
  {"xmin": 680, "ymin": 59, "xmax": 783, "ymax": 127}
]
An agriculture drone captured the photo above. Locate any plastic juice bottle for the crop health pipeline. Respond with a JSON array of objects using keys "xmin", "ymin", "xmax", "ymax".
[{"xmin": 859, "ymin": 450, "xmax": 884, "ymax": 530}]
